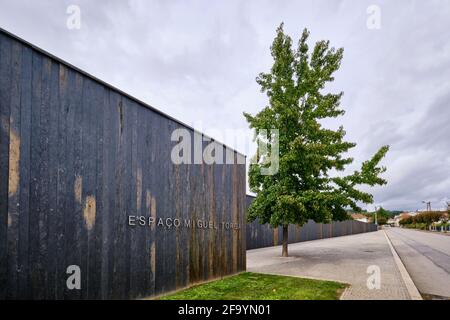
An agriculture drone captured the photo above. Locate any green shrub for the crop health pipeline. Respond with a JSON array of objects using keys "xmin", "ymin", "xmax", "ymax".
[
  {"xmin": 415, "ymin": 223, "xmax": 427, "ymax": 230},
  {"xmin": 402, "ymin": 223, "xmax": 427, "ymax": 230}
]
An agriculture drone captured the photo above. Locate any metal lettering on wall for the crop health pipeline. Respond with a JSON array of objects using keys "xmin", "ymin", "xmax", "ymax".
[{"xmin": 128, "ymin": 215, "xmax": 241, "ymax": 230}]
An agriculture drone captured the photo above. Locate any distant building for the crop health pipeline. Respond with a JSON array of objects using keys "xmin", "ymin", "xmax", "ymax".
[
  {"xmin": 351, "ymin": 213, "xmax": 368, "ymax": 223},
  {"xmin": 387, "ymin": 218, "xmax": 396, "ymax": 226},
  {"xmin": 393, "ymin": 212, "xmax": 412, "ymax": 227}
]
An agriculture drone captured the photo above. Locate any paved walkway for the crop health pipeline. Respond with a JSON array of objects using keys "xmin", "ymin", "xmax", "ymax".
[
  {"xmin": 386, "ymin": 228, "xmax": 450, "ymax": 299},
  {"xmin": 247, "ymin": 231, "xmax": 411, "ymax": 300}
]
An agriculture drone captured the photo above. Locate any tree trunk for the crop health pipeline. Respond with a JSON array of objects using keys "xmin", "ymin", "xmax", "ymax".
[{"xmin": 282, "ymin": 224, "xmax": 288, "ymax": 257}]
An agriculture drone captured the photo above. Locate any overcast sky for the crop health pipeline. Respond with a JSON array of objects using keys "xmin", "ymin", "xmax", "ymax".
[{"xmin": 1, "ymin": 0, "xmax": 449, "ymax": 211}]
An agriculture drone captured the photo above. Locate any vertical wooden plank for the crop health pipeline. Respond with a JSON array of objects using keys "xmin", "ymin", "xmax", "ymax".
[
  {"xmin": 181, "ymin": 135, "xmax": 191, "ymax": 288},
  {"xmin": 206, "ymin": 150, "xmax": 215, "ymax": 279},
  {"xmin": 140, "ymin": 108, "xmax": 152, "ymax": 297},
  {"xmin": 112, "ymin": 93, "xmax": 125, "ymax": 299},
  {"xmin": 151, "ymin": 117, "xmax": 158, "ymax": 293},
  {"xmin": 35, "ymin": 55, "xmax": 51, "ymax": 299},
  {"xmin": 173, "ymin": 125, "xmax": 182, "ymax": 289},
  {"xmin": 0, "ymin": 33, "xmax": 12, "ymax": 300},
  {"xmin": 55, "ymin": 63, "xmax": 69, "ymax": 299},
  {"xmin": 150, "ymin": 110, "xmax": 159, "ymax": 295},
  {"xmin": 28, "ymin": 50, "xmax": 42, "ymax": 299},
  {"xmin": 221, "ymin": 145, "xmax": 232, "ymax": 275},
  {"xmin": 134, "ymin": 106, "xmax": 146, "ymax": 297},
  {"xmin": 6, "ymin": 40, "xmax": 22, "ymax": 299},
  {"xmin": 88, "ymin": 81, "xmax": 104, "ymax": 299},
  {"xmin": 164, "ymin": 119, "xmax": 176, "ymax": 291},
  {"xmin": 213, "ymin": 152, "xmax": 219, "ymax": 279},
  {"xmin": 67, "ymin": 71, "xmax": 84, "ymax": 300},
  {"xmin": 181, "ymin": 133, "xmax": 190, "ymax": 287},
  {"xmin": 62, "ymin": 68, "xmax": 77, "ymax": 299},
  {"xmin": 238, "ymin": 159, "xmax": 243, "ymax": 270},
  {"xmin": 188, "ymin": 133, "xmax": 199, "ymax": 285},
  {"xmin": 155, "ymin": 113, "xmax": 169, "ymax": 294},
  {"xmin": 79, "ymin": 78, "xmax": 94, "ymax": 299},
  {"xmin": 234, "ymin": 157, "xmax": 240, "ymax": 269},
  {"xmin": 106, "ymin": 90, "xmax": 120, "ymax": 299},
  {"xmin": 208, "ymin": 143, "xmax": 215, "ymax": 278},
  {"xmin": 137, "ymin": 106, "xmax": 148, "ymax": 297},
  {"xmin": 123, "ymin": 98, "xmax": 133, "ymax": 298},
  {"xmin": 135, "ymin": 108, "xmax": 143, "ymax": 298},
  {"xmin": 200, "ymin": 138, "xmax": 205, "ymax": 279},
  {"xmin": 240, "ymin": 158, "xmax": 246, "ymax": 271},
  {"xmin": 128, "ymin": 99, "xmax": 138, "ymax": 299},
  {"xmin": 224, "ymin": 148, "xmax": 229, "ymax": 276},
  {"xmin": 100, "ymin": 88, "xmax": 113, "ymax": 299},
  {"xmin": 46, "ymin": 59, "xmax": 60, "ymax": 299},
  {"xmin": 85, "ymin": 78, "xmax": 95, "ymax": 299},
  {"xmin": 17, "ymin": 45, "xmax": 32, "ymax": 299},
  {"xmin": 232, "ymin": 152, "xmax": 241, "ymax": 273},
  {"xmin": 147, "ymin": 109, "xmax": 157, "ymax": 296}
]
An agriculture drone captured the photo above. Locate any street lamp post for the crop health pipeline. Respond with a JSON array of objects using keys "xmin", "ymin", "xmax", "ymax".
[{"xmin": 374, "ymin": 206, "xmax": 378, "ymax": 225}]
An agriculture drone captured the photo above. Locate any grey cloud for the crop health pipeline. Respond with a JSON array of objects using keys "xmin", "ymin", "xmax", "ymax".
[
  {"xmin": 0, "ymin": 0, "xmax": 449, "ymax": 210},
  {"xmin": 410, "ymin": 93, "xmax": 450, "ymax": 151}
]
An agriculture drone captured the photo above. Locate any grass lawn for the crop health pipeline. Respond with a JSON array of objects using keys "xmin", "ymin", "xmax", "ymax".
[{"xmin": 160, "ymin": 272, "xmax": 346, "ymax": 300}]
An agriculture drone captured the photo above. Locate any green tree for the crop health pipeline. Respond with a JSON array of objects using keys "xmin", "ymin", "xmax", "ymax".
[
  {"xmin": 374, "ymin": 206, "xmax": 389, "ymax": 225},
  {"xmin": 376, "ymin": 216, "xmax": 387, "ymax": 225},
  {"xmin": 244, "ymin": 24, "xmax": 389, "ymax": 257},
  {"xmin": 399, "ymin": 216, "xmax": 413, "ymax": 226},
  {"xmin": 414, "ymin": 211, "xmax": 443, "ymax": 227}
]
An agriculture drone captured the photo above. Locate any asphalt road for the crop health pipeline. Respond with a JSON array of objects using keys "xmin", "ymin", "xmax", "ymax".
[{"xmin": 385, "ymin": 228, "xmax": 450, "ymax": 299}]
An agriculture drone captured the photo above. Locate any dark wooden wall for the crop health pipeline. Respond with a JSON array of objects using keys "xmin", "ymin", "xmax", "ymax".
[
  {"xmin": 246, "ymin": 195, "xmax": 378, "ymax": 250},
  {"xmin": 0, "ymin": 29, "xmax": 246, "ymax": 300}
]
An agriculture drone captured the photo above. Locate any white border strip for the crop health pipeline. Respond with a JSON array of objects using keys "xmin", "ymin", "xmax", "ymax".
[{"xmin": 383, "ymin": 231, "xmax": 422, "ymax": 300}]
